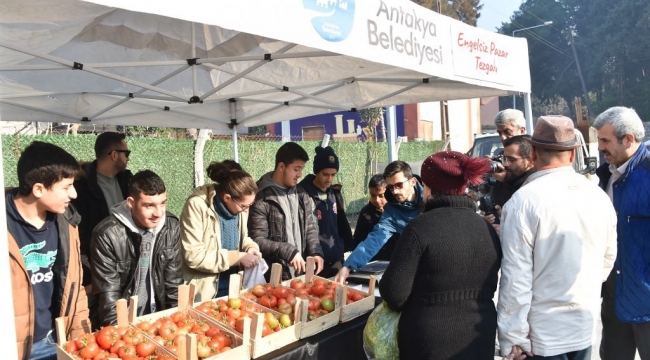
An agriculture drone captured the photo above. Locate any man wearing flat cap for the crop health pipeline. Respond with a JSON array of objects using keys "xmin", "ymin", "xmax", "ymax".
[
  {"xmin": 593, "ymin": 107, "xmax": 650, "ymax": 360},
  {"xmin": 497, "ymin": 116, "xmax": 617, "ymax": 360},
  {"xmin": 298, "ymin": 146, "xmax": 353, "ymax": 278}
]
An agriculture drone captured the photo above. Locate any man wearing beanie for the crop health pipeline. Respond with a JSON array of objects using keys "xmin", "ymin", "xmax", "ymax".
[
  {"xmin": 335, "ymin": 160, "xmax": 424, "ymax": 284},
  {"xmin": 299, "ymin": 146, "xmax": 353, "ymax": 278},
  {"xmin": 498, "ymin": 116, "xmax": 617, "ymax": 360}
]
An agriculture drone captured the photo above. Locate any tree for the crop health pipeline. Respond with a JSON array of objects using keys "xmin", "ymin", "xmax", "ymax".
[{"xmin": 412, "ymin": 0, "xmax": 482, "ymax": 26}]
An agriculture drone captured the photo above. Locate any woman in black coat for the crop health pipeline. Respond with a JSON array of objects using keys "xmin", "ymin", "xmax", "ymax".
[{"xmin": 379, "ymin": 151, "xmax": 502, "ymax": 360}]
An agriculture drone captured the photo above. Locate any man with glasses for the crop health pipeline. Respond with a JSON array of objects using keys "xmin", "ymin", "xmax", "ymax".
[
  {"xmin": 489, "ymin": 109, "xmax": 528, "ymax": 207},
  {"xmin": 484, "ymin": 135, "xmax": 535, "ymax": 231},
  {"xmin": 335, "ymin": 161, "xmax": 424, "ymax": 284},
  {"xmin": 72, "ymin": 131, "xmax": 132, "ymax": 328}
]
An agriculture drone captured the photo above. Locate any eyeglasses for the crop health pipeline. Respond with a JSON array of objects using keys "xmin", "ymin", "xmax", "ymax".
[
  {"xmin": 386, "ymin": 179, "xmax": 411, "ymax": 192},
  {"xmin": 110, "ymin": 149, "xmax": 131, "ymax": 157},
  {"xmin": 503, "ymin": 156, "xmax": 525, "ymax": 164},
  {"xmin": 232, "ymin": 198, "xmax": 255, "ymax": 210}
]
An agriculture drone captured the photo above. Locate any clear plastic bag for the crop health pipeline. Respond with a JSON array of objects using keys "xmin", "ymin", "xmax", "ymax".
[{"xmin": 363, "ymin": 302, "xmax": 401, "ymax": 360}]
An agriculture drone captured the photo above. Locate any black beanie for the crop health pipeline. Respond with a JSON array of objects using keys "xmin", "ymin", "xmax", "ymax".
[{"xmin": 313, "ymin": 146, "xmax": 340, "ymax": 174}]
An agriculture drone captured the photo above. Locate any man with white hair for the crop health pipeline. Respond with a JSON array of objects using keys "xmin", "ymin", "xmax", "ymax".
[{"xmin": 594, "ymin": 106, "xmax": 650, "ymax": 360}]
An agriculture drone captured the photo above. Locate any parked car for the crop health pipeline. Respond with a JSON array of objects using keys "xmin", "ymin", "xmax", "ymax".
[{"xmin": 467, "ymin": 133, "xmax": 502, "ymax": 159}]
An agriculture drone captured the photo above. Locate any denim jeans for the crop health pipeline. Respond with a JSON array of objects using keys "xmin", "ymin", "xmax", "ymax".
[
  {"xmin": 29, "ymin": 331, "xmax": 57, "ymax": 360},
  {"xmin": 528, "ymin": 346, "xmax": 591, "ymax": 360}
]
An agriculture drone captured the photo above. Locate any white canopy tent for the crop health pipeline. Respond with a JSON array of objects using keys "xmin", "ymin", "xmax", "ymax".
[{"xmin": 0, "ymin": 0, "xmax": 532, "ymax": 353}]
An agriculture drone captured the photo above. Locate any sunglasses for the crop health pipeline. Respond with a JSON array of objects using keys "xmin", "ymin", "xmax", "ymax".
[
  {"xmin": 110, "ymin": 149, "xmax": 131, "ymax": 157},
  {"xmin": 386, "ymin": 179, "xmax": 411, "ymax": 192},
  {"xmin": 232, "ymin": 198, "xmax": 255, "ymax": 210}
]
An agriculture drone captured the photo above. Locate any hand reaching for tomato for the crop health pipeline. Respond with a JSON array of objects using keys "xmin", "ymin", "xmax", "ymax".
[
  {"xmin": 334, "ymin": 266, "xmax": 350, "ymax": 284},
  {"xmin": 313, "ymin": 255, "xmax": 324, "ymax": 275},
  {"xmin": 290, "ymin": 253, "xmax": 306, "ymax": 273}
]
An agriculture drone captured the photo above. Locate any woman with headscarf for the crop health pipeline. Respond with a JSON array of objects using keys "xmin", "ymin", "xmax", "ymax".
[{"xmin": 379, "ymin": 151, "xmax": 502, "ymax": 360}]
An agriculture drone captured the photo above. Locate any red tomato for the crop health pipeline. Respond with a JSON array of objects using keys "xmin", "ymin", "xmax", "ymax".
[
  {"xmin": 75, "ymin": 333, "xmax": 96, "ymax": 349},
  {"xmin": 136, "ymin": 340, "xmax": 157, "ymax": 357},
  {"xmin": 227, "ymin": 308, "xmax": 241, "ymax": 319},
  {"xmin": 285, "ymin": 293, "xmax": 297, "ymax": 306},
  {"xmin": 235, "ymin": 318, "xmax": 246, "ymax": 333},
  {"xmin": 204, "ymin": 327, "xmax": 221, "ymax": 338},
  {"xmin": 118, "ymin": 344, "xmax": 137, "ymax": 358},
  {"xmin": 242, "ymin": 292, "xmax": 258, "ymax": 302},
  {"xmin": 311, "ymin": 283, "xmax": 326, "ymax": 296},
  {"xmin": 121, "ymin": 329, "xmax": 144, "ymax": 346},
  {"xmin": 290, "ymin": 279, "xmax": 305, "ymax": 290},
  {"xmin": 261, "ymin": 323, "xmax": 272, "ymax": 337},
  {"xmin": 251, "ymin": 284, "xmax": 267, "ymax": 297},
  {"xmin": 351, "ymin": 291, "xmax": 365, "ymax": 302},
  {"xmin": 196, "ymin": 344, "xmax": 212, "ymax": 359},
  {"xmin": 274, "ymin": 286, "xmax": 290, "ymax": 299},
  {"xmin": 109, "ymin": 339, "xmax": 126, "ymax": 354},
  {"xmin": 295, "ymin": 289, "xmax": 309, "ymax": 298},
  {"xmin": 65, "ymin": 339, "xmax": 79, "ymax": 354},
  {"xmin": 96, "ymin": 326, "xmax": 119, "ymax": 350},
  {"xmin": 259, "ymin": 294, "xmax": 278, "ymax": 309},
  {"xmin": 79, "ymin": 342, "xmax": 100, "ymax": 359},
  {"xmin": 313, "ymin": 278, "xmax": 326, "ymax": 286},
  {"xmin": 158, "ymin": 323, "xmax": 178, "ymax": 341},
  {"xmin": 170, "ymin": 311, "xmax": 185, "ymax": 323}
]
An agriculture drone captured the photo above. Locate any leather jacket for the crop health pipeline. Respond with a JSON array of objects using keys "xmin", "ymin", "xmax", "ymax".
[{"xmin": 90, "ymin": 212, "xmax": 183, "ymax": 326}]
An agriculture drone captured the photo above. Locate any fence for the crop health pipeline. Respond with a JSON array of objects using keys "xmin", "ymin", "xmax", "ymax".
[{"xmin": 2, "ymin": 134, "xmax": 444, "ymax": 215}]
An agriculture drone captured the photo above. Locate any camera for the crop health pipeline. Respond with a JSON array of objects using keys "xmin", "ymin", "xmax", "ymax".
[
  {"xmin": 479, "ymin": 195, "xmax": 500, "ymax": 224},
  {"xmin": 489, "ymin": 154, "xmax": 504, "ymax": 173}
]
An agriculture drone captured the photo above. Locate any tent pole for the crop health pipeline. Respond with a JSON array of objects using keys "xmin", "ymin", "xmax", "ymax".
[
  {"xmin": 0, "ymin": 134, "xmax": 19, "ymax": 360},
  {"xmin": 386, "ymin": 106, "xmax": 398, "ymax": 162},
  {"xmin": 523, "ymin": 92, "xmax": 534, "ymax": 135},
  {"xmin": 232, "ymin": 126, "xmax": 239, "ymax": 162},
  {"xmin": 191, "ymin": 23, "xmax": 197, "ymax": 97}
]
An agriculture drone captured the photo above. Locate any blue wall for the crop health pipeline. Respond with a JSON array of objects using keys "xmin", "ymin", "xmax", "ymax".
[{"xmin": 273, "ymin": 105, "xmax": 405, "ymax": 140}]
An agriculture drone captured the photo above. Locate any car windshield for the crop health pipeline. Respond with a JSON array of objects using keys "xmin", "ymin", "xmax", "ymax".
[{"xmin": 468, "ymin": 135, "xmax": 503, "ymax": 158}]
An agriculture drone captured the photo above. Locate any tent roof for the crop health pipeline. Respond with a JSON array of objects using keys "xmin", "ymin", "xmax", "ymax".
[{"xmin": 0, "ymin": 0, "xmax": 531, "ymax": 130}]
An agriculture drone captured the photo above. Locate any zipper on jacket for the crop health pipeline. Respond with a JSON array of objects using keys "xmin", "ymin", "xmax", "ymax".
[
  {"xmin": 64, "ymin": 282, "xmax": 76, "ymax": 317},
  {"xmin": 628, "ymin": 215, "xmax": 650, "ymax": 223}
]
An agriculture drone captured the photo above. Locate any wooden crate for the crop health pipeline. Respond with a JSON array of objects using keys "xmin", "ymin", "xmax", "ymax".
[
  {"xmin": 205, "ymin": 273, "xmax": 301, "ymax": 359},
  {"xmin": 338, "ymin": 276, "xmax": 376, "ymax": 322},
  {"xmin": 55, "ymin": 299, "xmax": 174, "ymax": 360},
  {"xmin": 130, "ymin": 284, "xmax": 251, "ymax": 360}
]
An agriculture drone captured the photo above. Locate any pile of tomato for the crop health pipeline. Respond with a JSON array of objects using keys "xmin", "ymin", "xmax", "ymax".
[
  {"xmin": 63, "ymin": 325, "xmax": 172, "ymax": 360},
  {"xmin": 195, "ymin": 297, "xmax": 292, "ymax": 337},
  {"xmin": 134, "ymin": 311, "xmax": 236, "ymax": 359},
  {"xmin": 242, "ymin": 278, "xmax": 366, "ymax": 322}
]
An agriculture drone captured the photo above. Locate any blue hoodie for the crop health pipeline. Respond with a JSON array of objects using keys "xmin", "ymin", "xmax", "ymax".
[{"xmin": 344, "ymin": 182, "xmax": 424, "ymax": 270}]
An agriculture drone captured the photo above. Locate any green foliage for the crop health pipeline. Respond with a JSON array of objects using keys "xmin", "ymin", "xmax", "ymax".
[
  {"xmin": 499, "ymin": 0, "xmax": 650, "ymax": 121},
  {"xmin": 411, "ymin": 0, "xmax": 483, "ymax": 26},
  {"xmin": 3, "ymin": 135, "xmax": 443, "ymax": 217}
]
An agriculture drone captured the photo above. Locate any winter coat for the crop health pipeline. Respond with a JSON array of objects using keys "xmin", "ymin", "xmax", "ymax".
[
  {"xmin": 72, "ymin": 161, "xmax": 131, "ymax": 285},
  {"xmin": 380, "ymin": 196, "xmax": 501, "ymax": 360},
  {"xmin": 344, "ymin": 182, "xmax": 424, "ymax": 270},
  {"xmin": 9, "ymin": 201, "xmax": 90, "ymax": 360},
  {"xmin": 180, "ymin": 184, "xmax": 260, "ymax": 302},
  {"xmin": 90, "ymin": 206, "xmax": 183, "ymax": 326},
  {"xmin": 298, "ymin": 175, "xmax": 353, "ymax": 264},
  {"xmin": 597, "ymin": 145, "xmax": 650, "ymax": 323},
  {"xmin": 248, "ymin": 174, "xmax": 323, "ymax": 281}
]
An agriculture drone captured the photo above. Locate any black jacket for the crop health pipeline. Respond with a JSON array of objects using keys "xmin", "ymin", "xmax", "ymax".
[
  {"xmin": 248, "ymin": 175, "xmax": 324, "ymax": 281},
  {"xmin": 490, "ymin": 167, "xmax": 535, "ymax": 207},
  {"xmin": 72, "ymin": 161, "xmax": 132, "ymax": 283},
  {"xmin": 90, "ymin": 211, "xmax": 182, "ymax": 326},
  {"xmin": 298, "ymin": 175, "xmax": 353, "ymax": 264},
  {"xmin": 352, "ymin": 202, "xmax": 399, "ymax": 261}
]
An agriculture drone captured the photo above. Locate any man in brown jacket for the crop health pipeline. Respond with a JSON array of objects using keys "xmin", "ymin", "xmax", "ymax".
[{"xmin": 7, "ymin": 141, "xmax": 90, "ymax": 360}]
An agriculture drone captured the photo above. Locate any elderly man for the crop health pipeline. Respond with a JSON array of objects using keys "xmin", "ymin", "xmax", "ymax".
[
  {"xmin": 498, "ymin": 116, "xmax": 617, "ymax": 360},
  {"xmin": 594, "ymin": 107, "xmax": 650, "ymax": 360}
]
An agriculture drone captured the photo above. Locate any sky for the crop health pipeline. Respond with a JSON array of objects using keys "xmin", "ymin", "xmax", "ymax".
[{"xmin": 476, "ymin": 0, "xmax": 522, "ymax": 32}]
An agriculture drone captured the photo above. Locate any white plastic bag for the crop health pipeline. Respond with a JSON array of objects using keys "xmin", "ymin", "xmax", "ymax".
[
  {"xmin": 363, "ymin": 302, "xmax": 401, "ymax": 360},
  {"xmin": 242, "ymin": 258, "xmax": 268, "ymax": 288}
]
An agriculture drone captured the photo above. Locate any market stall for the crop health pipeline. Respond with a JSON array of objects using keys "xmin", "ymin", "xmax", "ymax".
[{"xmin": 0, "ymin": 0, "xmax": 533, "ymax": 357}]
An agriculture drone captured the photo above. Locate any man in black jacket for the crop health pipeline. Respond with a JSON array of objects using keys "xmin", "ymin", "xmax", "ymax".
[
  {"xmin": 91, "ymin": 170, "xmax": 182, "ymax": 326},
  {"xmin": 72, "ymin": 132, "xmax": 133, "ymax": 286},
  {"xmin": 298, "ymin": 146, "xmax": 353, "ymax": 278},
  {"xmin": 484, "ymin": 135, "xmax": 535, "ymax": 232},
  {"xmin": 248, "ymin": 142, "xmax": 325, "ymax": 281}
]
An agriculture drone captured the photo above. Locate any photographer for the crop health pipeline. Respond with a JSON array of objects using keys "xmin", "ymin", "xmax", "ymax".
[
  {"xmin": 483, "ymin": 135, "xmax": 535, "ymax": 230},
  {"xmin": 488, "ymin": 109, "xmax": 527, "ymax": 207}
]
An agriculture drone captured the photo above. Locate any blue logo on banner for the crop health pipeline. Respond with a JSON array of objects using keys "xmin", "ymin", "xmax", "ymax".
[{"xmin": 303, "ymin": 0, "xmax": 355, "ymax": 42}]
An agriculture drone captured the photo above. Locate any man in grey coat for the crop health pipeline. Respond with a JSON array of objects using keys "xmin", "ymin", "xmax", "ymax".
[{"xmin": 248, "ymin": 142, "xmax": 324, "ymax": 280}]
